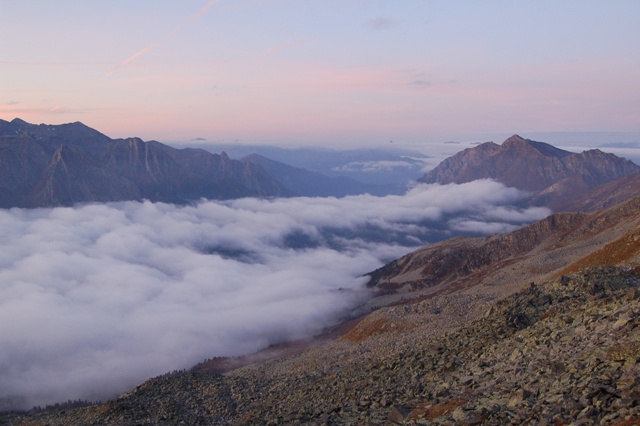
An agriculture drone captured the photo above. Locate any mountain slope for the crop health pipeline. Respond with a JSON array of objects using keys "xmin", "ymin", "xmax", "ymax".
[
  {"xmin": 419, "ymin": 135, "xmax": 640, "ymax": 211},
  {"xmin": 0, "ymin": 118, "xmax": 288, "ymax": 207},
  {"xmin": 365, "ymin": 194, "xmax": 640, "ymax": 306},
  {"xmin": 559, "ymin": 170, "xmax": 640, "ymax": 213},
  {"xmin": 5, "ymin": 261, "xmax": 639, "ymax": 424}
]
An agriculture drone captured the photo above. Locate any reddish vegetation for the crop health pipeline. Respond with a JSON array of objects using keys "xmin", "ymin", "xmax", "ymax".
[
  {"xmin": 557, "ymin": 228, "xmax": 640, "ymax": 277},
  {"xmin": 409, "ymin": 400, "xmax": 464, "ymax": 420},
  {"xmin": 612, "ymin": 419, "xmax": 640, "ymax": 426},
  {"xmin": 338, "ymin": 316, "xmax": 409, "ymax": 343}
]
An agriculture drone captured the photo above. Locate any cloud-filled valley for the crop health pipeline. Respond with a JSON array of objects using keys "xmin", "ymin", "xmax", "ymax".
[{"xmin": 0, "ymin": 181, "xmax": 551, "ymax": 410}]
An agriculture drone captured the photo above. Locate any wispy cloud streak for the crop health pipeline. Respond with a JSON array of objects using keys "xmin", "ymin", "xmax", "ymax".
[{"xmin": 103, "ymin": 0, "xmax": 221, "ymax": 78}]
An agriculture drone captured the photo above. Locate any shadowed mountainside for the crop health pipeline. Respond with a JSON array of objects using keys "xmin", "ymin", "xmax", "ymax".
[{"xmin": 0, "ymin": 118, "xmax": 289, "ymax": 208}]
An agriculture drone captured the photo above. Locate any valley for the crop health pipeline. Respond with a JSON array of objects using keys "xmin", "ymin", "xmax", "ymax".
[{"xmin": 1, "ymin": 124, "xmax": 639, "ymax": 424}]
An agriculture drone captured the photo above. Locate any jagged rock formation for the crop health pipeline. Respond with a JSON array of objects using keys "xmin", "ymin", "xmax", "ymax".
[
  {"xmin": 0, "ymin": 118, "xmax": 289, "ymax": 208},
  {"xmin": 419, "ymin": 135, "xmax": 640, "ymax": 212}
]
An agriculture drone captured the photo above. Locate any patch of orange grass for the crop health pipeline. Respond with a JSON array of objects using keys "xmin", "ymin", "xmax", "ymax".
[
  {"xmin": 338, "ymin": 316, "xmax": 408, "ymax": 343},
  {"xmin": 555, "ymin": 228, "xmax": 640, "ymax": 277},
  {"xmin": 406, "ymin": 399, "xmax": 464, "ymax": 421},
  {"xmin": 611, "ymin": 418, "xmax": 640, "ymax": 426}
]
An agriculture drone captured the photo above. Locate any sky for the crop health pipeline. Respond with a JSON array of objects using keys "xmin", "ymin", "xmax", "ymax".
[
  {"xmin": 0, "ymin": 181, "xmax": 550, "ymax": 409},
  {"xmin": 2, "ymin": 1, "xmax": 640, "ymax": 147}
]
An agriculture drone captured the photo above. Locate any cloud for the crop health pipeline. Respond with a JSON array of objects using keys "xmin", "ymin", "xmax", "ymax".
[
  {"xmin": 103, "ymin": 0, "xmax": 221, "ymax": 78},
  {"xmin": 365, "ymin": 17, "xmax": 396, "ymax": 31},
  {"xmin": 409, "ymin": 79, "xmax": 432, "ymax": 87},
  {"xmin": 0, "ymin": 181, "xmax": 550, "ymax": 410},
  {"xmin": 333, "ymin": 160, "xmax": 419, "ymax": 173},
  {"xmin": 0, "ymin": 104, "xmax": 90, "ymax": 118}
]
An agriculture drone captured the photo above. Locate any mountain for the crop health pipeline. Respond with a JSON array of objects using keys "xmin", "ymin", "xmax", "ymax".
[
  {"xmin": 242, "ymin": 153, "xmax": 399, "ymax": 197},
  {"xmin": 419, "ymin": 135, "xmax": 640, "ymax": 211},
  {"xmin": 182, "ymin": 143, "xmax": 429, "ymax": 188},
  {"xmin": 5, "ymin": 195, "xmax": 639, "ymax": 425},
  {"xmin": 0, "ymin": 119, "xmax": 289, "ymax": 208}
]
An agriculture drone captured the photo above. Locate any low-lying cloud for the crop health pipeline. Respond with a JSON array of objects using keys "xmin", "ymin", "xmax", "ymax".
[
  {"xmin": 332, "ymin": 160, "xmax": 421, "ymax": 173},
  {"xmin": 0, "ymin": 181, "xmax": 550, "ymax": 410}
]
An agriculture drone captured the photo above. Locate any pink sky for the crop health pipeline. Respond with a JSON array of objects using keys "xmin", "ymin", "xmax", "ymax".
[{"xmin": 2, "ymin": 1, "xmax": 639, "ymax": 147}]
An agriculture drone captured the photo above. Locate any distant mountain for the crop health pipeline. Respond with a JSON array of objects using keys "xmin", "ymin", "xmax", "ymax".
[
  {"xmin": 183, "ymin": 143, "xmax": 429, "ymax": 188},
  {"xmin": 419, "ymin": 135, "xmax": 640, "ymax": 211},
  {"xmin": 0, "ymin": 119, "xmax": 289, "ymax": 208},
  {"xmin": 242, "ymin": 153, "xmax": 401, "ymax": 197}
]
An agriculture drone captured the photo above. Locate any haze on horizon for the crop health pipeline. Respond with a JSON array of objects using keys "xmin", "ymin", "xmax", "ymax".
[{"xmin": 2, "ymin": 1, "xmax": 639, "ymax": 148}]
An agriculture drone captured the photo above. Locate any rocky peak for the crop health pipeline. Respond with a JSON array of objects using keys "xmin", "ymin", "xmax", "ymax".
[
  {"xmin": 10, "ymin": 118, "xmax": 29, "ymax": 126},
  {"xmin": 419, "ymin": 135, "xmax": 640, "ymax": 211},
  {"xmin": 501, "ymin": 134, "xmax": 573, "ymax": 158},
  {"xmin": 500, "ymin": 134, "xmax": 528, "ymax": 147}
]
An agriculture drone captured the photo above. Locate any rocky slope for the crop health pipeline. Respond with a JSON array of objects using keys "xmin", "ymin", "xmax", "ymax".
[
  {"xmin": 3, "ymin": 194, "xmax": 639, "ymax": 425},
  {"xmin": 364, "ymin": 194, "xmax": 640, "ymax": 307},
  {"xmin": 0, "ymin": 118, "xmax": 288, "ymax": 208},
  {"xmin": 3, "ymin": 266, "xmax": 639, "ymax": 425},
  {"xmin": 419, "ymin": 135, "xmax": 640, "ymax": 212}
]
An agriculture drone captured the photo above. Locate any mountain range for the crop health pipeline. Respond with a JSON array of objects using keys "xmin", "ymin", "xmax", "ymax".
[
  {"xmin": 3, "ymin": 123, "xmax": 640, "ymax": 425},
  {"xmin": 1, "ymin": 120, "xmax": 639, "ymax": 212},
  {"xmin": 0, "ymin": 118, "xmax": 289, "ymax": 208},
  {"xmin": 185, "ymin": 142, "xmax": 430, "ymax": 188}
]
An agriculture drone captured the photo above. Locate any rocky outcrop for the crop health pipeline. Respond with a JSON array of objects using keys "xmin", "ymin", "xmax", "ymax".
[
  {"xmin": 419, "ymin": 135, "xmax": 640, "ymax": 212},
  {"xmin": 0, "ymin": 118, "xmax": 289, "ymax": 208}
]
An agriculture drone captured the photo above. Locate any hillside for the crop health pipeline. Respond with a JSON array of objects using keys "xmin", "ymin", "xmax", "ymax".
[
  {"xmin": 419, "ymin": 135, "xmax": 640, "ymax": 212},
  {"xmin": 364, "ymin": 195, "xmax": 640, "ymax": 308},
  {"xmin": 4, "ymin": 194, "xmax": 639, "ymax": 425},
  {"xmin": 0, "ymin": 118, "xmax": 288, "ymax": 208}
]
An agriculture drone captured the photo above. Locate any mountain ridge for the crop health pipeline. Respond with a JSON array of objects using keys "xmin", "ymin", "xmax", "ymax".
[{"xmin": 0, "ymin": 119, "xmax": 290, "ymax": 207}]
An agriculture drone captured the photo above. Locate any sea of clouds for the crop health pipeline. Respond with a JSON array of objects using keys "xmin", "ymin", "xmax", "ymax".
[{"xmin": 0, "ymin": 181, "xmax": 550, "ymax": 410}]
